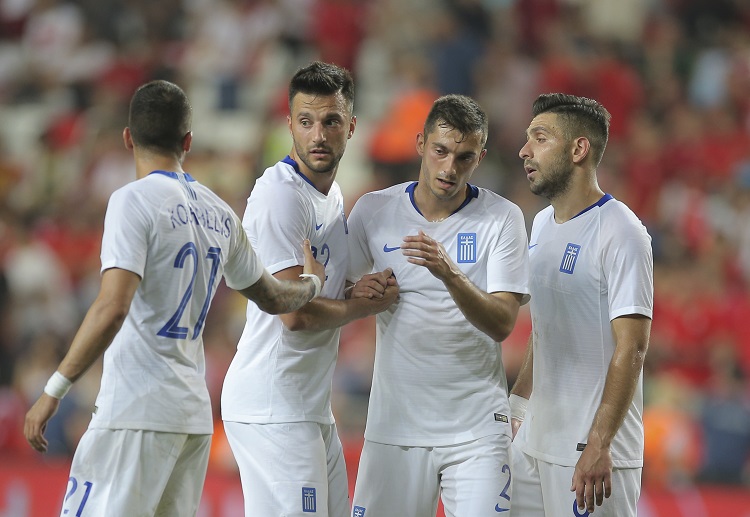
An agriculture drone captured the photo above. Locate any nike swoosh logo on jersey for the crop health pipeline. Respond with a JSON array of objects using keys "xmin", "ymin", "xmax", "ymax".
[
  {"xmin": 495, "ymin": 505, "xmax": 509, "ymax": 512},
  {"xmin": 383, "ymin": 244, "xmax": 400, "ymax": 253},
  {"xmin": 315, "ymin": 222, "xmax": 323, "ymax": 231},
  {"xmin": 528, "ymin": 243, "xmax": 538, "ymax": 249}
]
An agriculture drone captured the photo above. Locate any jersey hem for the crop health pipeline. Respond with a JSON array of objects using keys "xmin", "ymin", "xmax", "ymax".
[
  {"xmin": 518, "ymin": 443, "xmax": 643, "ymax": 469},
  {"xmin": 364, "ymin": 427, "xmax": 510, "ymax": 447}
]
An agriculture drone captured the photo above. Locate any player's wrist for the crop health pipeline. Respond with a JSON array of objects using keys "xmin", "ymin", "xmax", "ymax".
[
  {"xmin": 299, "ymin": 274, "xmax": 322, "ymax": 299},
  {"xmin": 509, "ymin": 394, "xmax": 529, "ymax": 421},
  {"xmin": 44, "ymin": 371, "xmax": 73, "ymax": 400}
]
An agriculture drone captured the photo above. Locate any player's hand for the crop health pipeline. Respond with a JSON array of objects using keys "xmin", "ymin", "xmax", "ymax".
[
  {"xmin": 301, "ymin": 239, "xmax": 325, "ymax": 292},
  {"xmin": 511, "ymin": 417, "xmax": 522, "ymax": 440},
  {"xmin": 24, "ymin": 393, "xmax": 61, "ymax": 453},
  {"xmin": 401, "ymin": 231, "xmax": 457, "ymax": 281},
  {"xmin": 350, "ymin": 269, "xmax": 395, "ymax": 299},
  {"xmin": 571, "ymin": 440, "xmax": 613, "ymax": 514}
]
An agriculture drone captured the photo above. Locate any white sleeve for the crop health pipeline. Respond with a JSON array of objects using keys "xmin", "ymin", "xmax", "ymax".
[
  {"xmin": 487, "ymin": 203, "xmax": 531, "ymax": 303},
  {"xmin": 346, "ymin": 196, "xmax": 374, "ymax": 283},
  {"xmin": 243, "ymin": 181, "xmax": 312, "ymax": 275},
  {"xmin": 100, "ymin": 187, "xmax": 151, "ymax": 277},
  {"xmin": 224, "ymin": 212, "xmax": 265, "ymax": 290},
  {"xmin": 602, "ymin": 216, "xmax": 654, "ymax": 320}
]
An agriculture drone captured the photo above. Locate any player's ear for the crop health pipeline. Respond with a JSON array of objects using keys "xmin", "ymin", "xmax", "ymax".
[
  {"xmin": 571, "ymin": 136, "xmax": 589, "ymax": 164},
  {"xmin": 348, "ymin": 115, "xmax": 356, "ymax": 139},
  {"xmin": 123, "ymin": 127, "xmax": 134, "ymax": 150},
  {"xmin": 416, "ymin": 132, "xmax": 425, "ymax": 156},
  {"xmin": 183, "ymin": 131, "xmax": 192, "ymax": 153}
]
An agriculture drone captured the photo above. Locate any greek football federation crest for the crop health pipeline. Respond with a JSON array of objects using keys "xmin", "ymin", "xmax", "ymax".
[
  {"xmin": 353, "ymin": 506, "xmax": 366, "ymax": 517},
  {"xmin": 457, "ymin": 233, "xmax": 477, "ymax": 263},
  {"xmin": 560, "ymin": 243, "xmax": 581, "ymax": 274},
  {"xmin": 302, "ymin": 487, "xmax": 316, "ymax": 513}
]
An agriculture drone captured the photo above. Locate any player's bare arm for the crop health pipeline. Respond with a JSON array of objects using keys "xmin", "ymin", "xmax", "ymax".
[
  {"xmin": 270, "ymin": 265, "xmax": 399, "ymax": 332},
  {"xmin": 571, "ymin": 314, "xmax": 651, "ymax": 514},
  {"xmin": 240, "ymin": 239, "xmax": 325, "ymax": 314},
  {"xmin": 24, "ymin": 267, "xmax": 141, "ymax": 453},
  {"xmin": 510, "ymin": 333, "xmax": 534, "ymax": 439},
  {"xmin": 401, "ymin": 230, "xmax": 522, "ymax": 342}
]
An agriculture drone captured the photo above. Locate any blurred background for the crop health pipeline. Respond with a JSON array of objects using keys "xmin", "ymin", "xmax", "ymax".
[{"xmin": 1, "ymin": 0, "xmax": 750, "ymax": 515}]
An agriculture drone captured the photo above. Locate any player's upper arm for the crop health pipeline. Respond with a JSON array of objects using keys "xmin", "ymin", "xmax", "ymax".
[
  {"xmin": 96, "ymin": 267, "xmax": 141, "ymax": 323},
  {"xmin": 611, "ymin": 314, "xmax": 651, "ymax": 356}
]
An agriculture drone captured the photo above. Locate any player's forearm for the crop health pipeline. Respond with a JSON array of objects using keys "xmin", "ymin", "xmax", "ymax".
[
  {"xmin": 240, "ymin": 270, "xmax": 317, "ymax": 315},
  {"xmin": 443, "ymin": 271, "xmax": 519, "ymax": 342},
  {"xmin": 587, "ymin": 322, "xmax": 649, "ymax": 448},
  {"xmin": 281, "ymin": 295, "xmax": 388, "ymax": 332},
  {"xmin": 510, "ymin": 334, "xmax": 534, "ymax": 399},
  {"xmin": 57, "ymin": 298, "xmax": 129, "ymax": 382}
]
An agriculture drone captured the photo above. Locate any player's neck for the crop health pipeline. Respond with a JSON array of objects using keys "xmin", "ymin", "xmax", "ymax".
[
  {"xmin": 550, "ymin": 179, "xmax": 604, "ymax": 223},
  {"xmin": 413, "ymin": 182, "xmax": 467, "ymax": 222},
  {"xmin": 134, "ymin": 149, "xmax": 185, "ymax": 180}
]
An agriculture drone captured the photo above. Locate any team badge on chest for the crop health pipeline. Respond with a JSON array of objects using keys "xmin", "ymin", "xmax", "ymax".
[
  {"xmin": 457, "ymin": 233, "xmax": 477, "ymax": 263},
  {"xmin": 560, "ymin": 243, "xmax": 581, "ymax": 274}
]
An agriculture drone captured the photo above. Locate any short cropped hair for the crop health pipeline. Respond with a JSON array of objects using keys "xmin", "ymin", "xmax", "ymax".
[
  {"xmin": 288, "ymin": 61, "xmax": 355, "ymax": 113},
  {"xmin": 129, "ymin": 80, "xmax": 192, "ymax": 158},
  {"xmin": 532, "ymin": 93, "xmax": 611, "ymax": 166},
  {"xmin": 424, "ymin": 94, "xmax": 489, "ymax": 147}
]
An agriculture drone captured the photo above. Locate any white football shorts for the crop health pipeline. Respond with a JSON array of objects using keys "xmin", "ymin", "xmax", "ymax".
[
  {"xmin": 62, "ymin": 428, "xmax": 211, "ymax": 517},
  {"xmin": 510, "ymin": 440, "xmax": 641, "ymax": 517},
  {"xmin": 224, "ymin": 420, "xmax": 349, "ymax": 517},
  {"xmin": 351, "ymin": 434, "xmax": 513, "ymax": 517}
]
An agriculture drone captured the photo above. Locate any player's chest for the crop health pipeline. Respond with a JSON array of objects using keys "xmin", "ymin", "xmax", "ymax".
[{"xmin": 529, "ymin": 226, "xmax": 601, "ymax": 293}]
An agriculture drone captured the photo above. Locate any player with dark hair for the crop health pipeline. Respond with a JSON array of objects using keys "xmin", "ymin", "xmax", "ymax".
[
  {"xmin": 24, "ymin": 79, "xmax": 325, "ymax": 516},
  {"xmin": 510, "ymin": 93, "xmax": 653, "ymax": 516}
]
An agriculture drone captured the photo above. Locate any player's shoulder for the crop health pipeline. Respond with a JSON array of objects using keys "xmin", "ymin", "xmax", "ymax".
[
  {"xmin": 600, "ymin": 197, "xmax": 652, "ymax": 244},
  {"xmin": 354, "ymin": 182, "xmax": 411, "ymax": 208},
  {"xmin": 601, "ymin": 197, "xmax": 648, "ymax": 229},
  {"xmin": 252, "ymin": 159, "xmax": 311, "ymax": 201},
  {"xmin": 474, "ymin": 186, "xmax": 525, "ymax": 221}
]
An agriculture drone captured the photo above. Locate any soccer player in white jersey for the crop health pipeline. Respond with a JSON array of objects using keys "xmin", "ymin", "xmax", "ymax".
[
  {"xmin": 23, "ymin": 80, "xmax": 326, "ymax": 517},
  {"xmin": 347, "ymin": 94, "xmax": 531, "ymax": 517},
  {"xmin": 509, "ymin": 93, "xmax": 654, "ymax": 517},
  {"xmin": 221, "ymin": 62, "xmax": 398, "ymax": 517}
]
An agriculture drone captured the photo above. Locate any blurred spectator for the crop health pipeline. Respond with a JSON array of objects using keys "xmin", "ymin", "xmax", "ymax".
[{"xmin": 697, "ymin": 344, "xmax": 750, "ymax": 486}]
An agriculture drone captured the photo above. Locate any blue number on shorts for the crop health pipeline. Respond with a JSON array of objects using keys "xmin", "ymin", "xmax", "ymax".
[
  {"xmin": 157, "ymin": 242, "xmax": 221, "ymax": 339},
  {"xmin": 494, "ymin": 464, "xmax": 511, "ymax": 512},
  {"xmin": 310, "ymin": 243, "xmax": 330, "ymax": 280},
  {"xmin": 64, "ymin": 477, "xmax": 93, "ymax": 516},
  {"xmin": 572, "ymin": 499, "xmax": 590, "ymax": 517}
]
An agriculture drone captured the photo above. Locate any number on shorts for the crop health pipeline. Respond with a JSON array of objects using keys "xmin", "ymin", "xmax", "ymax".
[
  {"xmin": 64, "ymin": 477, "xmax": 93, "ymax": 516},
  {"xmin": 157, "ymin": 243, "xmax": 221, "ymax": 339},
  {"xmin": 495, "ymin": 463, "xmax": 511, "ymax": 512}
]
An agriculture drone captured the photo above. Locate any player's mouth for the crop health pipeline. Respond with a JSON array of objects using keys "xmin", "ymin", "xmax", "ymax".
[
  {"xmin": 436, "ymin": 177, "xmax": 456, "ymax": 190},
  {"xmin": 524, "ymin": 163, "xmax": 537, "ymax": 178},
  {"xmin": 309, "ymin": 148, "xmax": 331, "ymax": 159}
]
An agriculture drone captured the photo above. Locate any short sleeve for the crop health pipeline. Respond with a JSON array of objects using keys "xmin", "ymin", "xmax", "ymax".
[
  {"xmin": 100, "ymin": 187, "xmax": 151, "ymax": 277},
  {"xmin": 243, "ymin": 181, "xmax": 312, "ymax": 274},
  {"xmin": 486, "ymin": 202, "xmax": 531, "ymax": 304},
  {"xmin": 224, "ymin": 212, "xmax": 265, "ymax": 290},
  {"xmin": 346, "ymin": 196, "xmax": 375, "ymax": 282}
]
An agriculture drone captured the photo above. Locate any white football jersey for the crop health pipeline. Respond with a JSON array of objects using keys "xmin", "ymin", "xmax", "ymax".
[
  {"xmin": 221, "ymin": 157, "xmax": 349, "ymax": 424},
  {"xmin": 347, "ymin": 182, "xmax": 530, "ymax": 446},
  {"xmin": 515, "ymin": 194, "xmax": 653, "ymax": 468},
  {"xmin": 90, "ymin": 171, "xmax": 264, "ymax": 434}
]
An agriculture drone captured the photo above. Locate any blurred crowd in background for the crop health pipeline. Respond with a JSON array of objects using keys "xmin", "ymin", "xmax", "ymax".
[{"xmin": 0, "ymin": 0, "xmax": 749, "ymax": 492}]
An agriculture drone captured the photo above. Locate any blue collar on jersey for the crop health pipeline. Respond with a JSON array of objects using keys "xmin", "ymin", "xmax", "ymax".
[
  {"xmin": 148, "ymin": 170, "xmax": 196, "ymax": 182},
  {"xmin": 405, "ymin": 181, "xmax": 479, "ymax": 219},
  {"xmin": 572, "ymin": 193, "xmax": 613, "ymax": 219},
  {"xmin": 282, "ymin": 155, "xmax": 318, "ymax": 190}
]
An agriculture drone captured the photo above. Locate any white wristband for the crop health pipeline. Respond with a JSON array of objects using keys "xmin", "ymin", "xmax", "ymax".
[
  {"xmin": 44, "ymin": 371, "xmax": 73, "ymax": 400},
  {"xmin": 509, "ymin": 394, "xmax": 529, "ymax": 421},
  {"xmin": 299, "ymin": 274, "xmax": 322, "ymax": 299}
]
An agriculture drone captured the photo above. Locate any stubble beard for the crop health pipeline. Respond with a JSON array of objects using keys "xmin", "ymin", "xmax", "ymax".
[{"xmin": 530, "ymin": 158, "xmax": 574, "ymax": 201}]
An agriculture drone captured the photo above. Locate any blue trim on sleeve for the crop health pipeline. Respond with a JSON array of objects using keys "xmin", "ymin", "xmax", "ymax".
[{"xmin": 572, "ymin": 193, "xmax": 613, "ymax": 219}]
